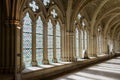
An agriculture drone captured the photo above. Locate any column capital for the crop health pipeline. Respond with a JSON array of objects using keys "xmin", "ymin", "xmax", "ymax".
[
  {"xmin": 43, "ymin": 59, "xmax": 49, "ymax": 64},
  {"xmin": 5, "ymin": 19, "xmax": 20, "ymax": 25},
  {"xmin": 66, "ymin": 31, "xmax": 74, "ymax": 36}
]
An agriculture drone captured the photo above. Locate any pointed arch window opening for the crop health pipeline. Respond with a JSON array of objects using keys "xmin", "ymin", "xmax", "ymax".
[
  {"xmin": 76, "ymin": 28, "xmax": 79, "ymax": 59},
  {"xmin": 84, "ymin": 30, "xmax": 87, "ymax": 50},
  {"xmin": 23, "ymin": 12, "xmax": 32, "ymax": 67},
  {"xmin": 97, "ymin": 27, "xmax": 102, "ymax": 55},
  {"xmin": 29, "ymin": 1, "xmax": 39, "ymax": 12},
  {"xmin": 56, "ymin": 21, "xmax": 61, "ymax": 62},
  {"xmin": 81, "ymin": 30, "xmax": 84, "ymax": 51},
  {"xmin": 36, "ymin": 16, "xmax": 43, "ymax": 65},
  {"xmin": 48, "ymin": 19, "xmax": 53, "ymax": 63}
]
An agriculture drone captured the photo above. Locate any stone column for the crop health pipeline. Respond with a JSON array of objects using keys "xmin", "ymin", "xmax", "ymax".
[
  {"xmin": 61, "ymin": 24, "xmax": 65, "ymax": 61},
  {"xmin": 15, "ymin": 21, "xmax": 22, "ymax": 80},
  {"xmin": 101, "ymin": 34, "xmax": 104, "ymax": 55},
  {"xmin": 103, "ymin": 37, "xmax": 108, "ymax": 54},
  {"xmin": 90, "ymin": 35, "xmax": 97, "ymax": 57},
  {"xmin": 53, "ymin": 24, "xmax": 57, "ymax": 63},
  {"xmin": 3, "ymin": 19, "xmax": 17, "ymax": 77},
  {"xmin": 87, "ymin": 33, "xmax": 91, "ymax": 57},
  {"xmin": 66, "ymin": 32, "xmax": 76, "ymax": 62},
  {"xmin": 79, "ymin": 31, "xmax": 83, "ymax": 58},
  {"xmin": 32, "ymin": 22, "xmax": 37, "ymax": 66},
  {"xmin": 86, "ymin": 34, "xmax": 90, "ymax": 58},
  {"xmin": 43, "ymin": 23, "xmax": 49, "ymax": 64},
  {"xmin": 93, "ymin": 35, "xmax": 97, "ymax": 57},
  {"xmin": 64, "ymin": 31, "xmax": 69, "ymax": 61},
  {"xmin": 88, "ymin": 34, "xmax": 92, "ymax": 57}
]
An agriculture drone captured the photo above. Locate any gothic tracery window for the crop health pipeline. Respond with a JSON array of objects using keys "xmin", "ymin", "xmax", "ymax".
[
  {"xmin": 76, "ymin": 28, "xmax": 79, "ymax": 59},
  {"xmin": 80, "ymin": 20, "xmax": 88, "ymax": 58},
  {"xmin": 22, "ymin": 0, "xmax": 63, "ymax": 67},
  {"xmin": 23, "ymin": 12, "xmax": 32, "ymax": 67},
  {"xmin": 56, "ymin": 21, "xmax": 61, "ymax": 61},
  {"xmin": 36, "ymin": 16, "xmax": 43, "ymax": 65},
  {"xmin": 97, "ymin": 27, "xmax": 102, "ymax": 55},
  {"xmin": 48, "ymin": 19, "xmax": 53, "ymax": 63}
]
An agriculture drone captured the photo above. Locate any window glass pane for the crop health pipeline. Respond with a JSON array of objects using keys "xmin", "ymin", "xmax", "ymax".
[
  {"xmin": 76, "ymin": 28, "xmax": 79, "ymax": 59},
  {"xmin": 56, "ymin": 22, "xmax": 61, "ymax": 61},
  {"xmin": 36, "ymin": 49, "xmax": 43, "ymax": 65},
  {"xmin": 56, "ymin": 49, "xmax": 61, "ymax": 61},
  {"xmin": 36, "ymin": 16, "xmax": 43, "ymax": 65},
  {"xmin": 56, "ymin": 37, "xmax": 61, "ymax": 48},
  {"xmin": 23, "ymin": 12, "xmax": 32, "ymax": 67},
  {"xmin": 48, "ymin": 49, "xmax": 53, "ymax": 63},
  {"xmin": 85, "ymin": 31, "xmax": 87, "ymax": 50},
  {"xmin": 48, "ymin": 19, "xmax": 53, "ymax": 63}
]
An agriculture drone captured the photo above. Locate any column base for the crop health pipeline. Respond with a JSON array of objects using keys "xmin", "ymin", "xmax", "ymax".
[
  {"xmin": 92, "ymin": 54, "xmax": 98, "ymax": 57},
  {"xmin": 32, "ymin": 60, "xmax": 38, "ymax": 66},
  {"xmin": 21, "ymin": 62, "xmax": 25, "ymax": 70},
  {"xmin": 69, "ymin": 57, "xmax": 77, "ymax": 62},
  {"xmin": 61, "ymin": 57, "xmax": 69, "ymax": 62},
  {"xmin": 43, "ymin": 59, "xmax": 49, "ymax": 64},
  {"xmin": 53, "ymin": 58, "xmax": 58, "ymax": 63}
]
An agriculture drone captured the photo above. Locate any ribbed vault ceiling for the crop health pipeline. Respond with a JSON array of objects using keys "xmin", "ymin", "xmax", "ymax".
[{"xmin": 59, "ymin": 0, "xmax": 120, "ymax": 38}]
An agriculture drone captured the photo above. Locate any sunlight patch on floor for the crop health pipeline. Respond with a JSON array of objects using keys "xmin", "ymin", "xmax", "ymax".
[{"xmin": 54, "ymin": 57, "xmax": 120, "ymax": 80}]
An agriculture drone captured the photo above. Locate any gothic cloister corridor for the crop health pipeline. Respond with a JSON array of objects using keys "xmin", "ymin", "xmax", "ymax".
[
  {"xmin": 53, "ymin": 56, "xmax": 120, "ymax": 80},
  {"xmin": 1, "ymin": 0, "xmax": 120, "ymax": 80}
]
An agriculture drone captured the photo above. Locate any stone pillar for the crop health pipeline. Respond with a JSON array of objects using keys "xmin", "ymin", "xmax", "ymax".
[
  {"xmin": 66, "ymin": 32, "xmax": 76, "ymax": 62},
  {"xmin": 53, "ymin": 24, "xmax": 57, "ymax": 63},
  {"xmin": 93, "ymin": 35, "xmax": 97, "ymax": 57},
  {"xmin": 103, "ymin": 37, "xmax": 108, "ymax": 54},
  {"xmin": 90, "ymin": 35, "xmax": 97, "ymax": 57},
  {"xmin": 87, "ymin": 33, "xmax": 91, "ymax": 57},
  {"xmin": 80, "ymin": 31, "xmax": 83, "ymax": 58},
  {"xmin": 2, "ymin": 19, "xmax": 17, "ymax": 78},
  {"xmin": 64, "ymin": 31, "xmax": 69, "ymax": 61},
  {"xmin": 101, "ymin": 34, "xmax": 104, "ymax": 55},
  {"xmin": 61, "ymin": 24, "xmax": 65, "ymax": 61},
  {"xmin": 86, "ymin": 34, "xmax": 89, "ymax": 58},
  {"xmin": 15, "ymin": 21, "xmax": 22, "ymax": 80},
  {"xmin": 43, "ymin": 23, "xmax": 49, "ymax": 64},
  {"xmin": 32, "ymin": 22, "xmax": 37, "ymax": 66}
]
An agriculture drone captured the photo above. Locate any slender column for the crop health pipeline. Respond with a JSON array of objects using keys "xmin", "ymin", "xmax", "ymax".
[
  {"xmin": 87, "ymin": 34, "xmax": 90, "ymax": 58},
  {"xmin": 53, "ymin": 24, "xmax": 57, "ymax": 63},
  {"xmin": 21, "ymin": 23, "xmax": 25, "ymax": 70},
  {"xmin": 101, "ymin": 35, "xmax": 104, "ymax": 55},
  {"xmin": 78, "ymin": 31, "xmax": 80, "ymax": 59},
  {"xmin": 32, "ymin": 22, "xmax": 37, "ymax": 66},
  {"xmin": 64, "ymin": 32, "xmax": 69, "ymax": 61},
  {"xmin": 103, "ymin": 37, "xmax": 108, "ymax": 54},
  {"xmin": 43, "ymin": 22, "xmax": 49, "ymax": 64},
  {"xmin": 93, "ymin": 35, "xmax": 97, "ymax": 57},
  {"xmin": 61, "ymin": 24, "xmax": 65, "ymax": 61},
  {"xmin": 79, "ymin": 31, "xmax": 82, "ymax": 58}
]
